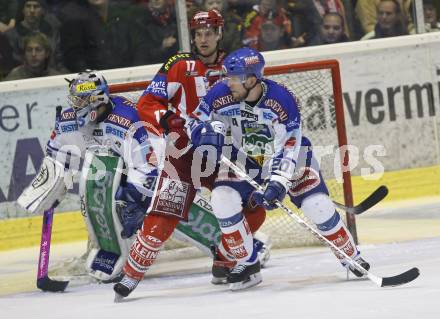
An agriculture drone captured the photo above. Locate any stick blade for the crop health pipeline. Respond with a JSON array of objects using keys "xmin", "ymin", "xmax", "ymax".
[
  {"xmin": 37, "ymin": 276, "xmax": 69, "ymax": 292},
  {"xmin": 381, "ymin": 267, "xmax": 420, "ymax": 287},
  {"xmin": 350, "ymin": 185, "xmax": 389, "ymax": 214}
]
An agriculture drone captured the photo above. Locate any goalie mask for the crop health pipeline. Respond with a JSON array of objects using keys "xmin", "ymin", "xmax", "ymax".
[{"xmin": 67, "ymin": 71, "xmax": 110, "ymax": 124}]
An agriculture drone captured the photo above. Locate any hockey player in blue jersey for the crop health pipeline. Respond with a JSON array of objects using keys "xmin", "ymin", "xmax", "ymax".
[{"xmin": 188, "ymin": 47, "xmax": 370, "ymax": 290}]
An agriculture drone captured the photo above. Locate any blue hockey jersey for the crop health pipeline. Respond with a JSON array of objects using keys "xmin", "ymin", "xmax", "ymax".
[
  {"xmin": 46, "ymin": 95, "xmax": 159, "ymax": 193},
  {"xmin": 189, "ymin": 78, "xmax": 302, "ymax": 186}
]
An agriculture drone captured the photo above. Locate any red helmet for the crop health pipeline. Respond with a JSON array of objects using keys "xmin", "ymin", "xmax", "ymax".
[{"xmin": 189, "ymin": 9, "xmax": 224, "ymax": 32}]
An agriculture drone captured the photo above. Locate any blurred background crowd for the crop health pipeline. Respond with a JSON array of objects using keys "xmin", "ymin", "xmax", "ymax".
[{"xmin": 0, "ymin": 0, "xmax": 439, "ymax": 81}]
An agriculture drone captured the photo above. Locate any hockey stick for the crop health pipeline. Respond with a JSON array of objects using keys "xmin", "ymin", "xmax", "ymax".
[
  {"xmin": 220, "ymin": 156, "xmax": 419, "ymax": 288},
  {"xmin": 333, "ymin": 185, "xmax": 388, "ymax": 215},
  {"xmin": 36, "ymin": 207, "xmax": 69, "ymax": 292}
]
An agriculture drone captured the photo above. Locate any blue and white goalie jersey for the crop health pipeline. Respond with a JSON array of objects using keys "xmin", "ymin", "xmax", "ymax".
[
  {"xmin": 190, "ymin": 79, "xmax": 302, "ymax": 186},
  {"xmin": 46, "ymin": 95, "xmax": 158, "ymax": 192}
]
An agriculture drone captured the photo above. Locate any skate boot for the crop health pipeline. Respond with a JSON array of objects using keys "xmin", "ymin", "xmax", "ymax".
[
  {"xmin": 346, "ymin": 256, "xmax": 370, "ymax": 278},
  {"xmin": 113, "ymin": 274, "xmax": 140, "ymax": 302},
  {"xmin": 227, "ymin": 259, "xmax": 262, "ymax": 291},
  {"xmin": 210, "ymin": 246, "xmax": 235, "ymax": 285}
]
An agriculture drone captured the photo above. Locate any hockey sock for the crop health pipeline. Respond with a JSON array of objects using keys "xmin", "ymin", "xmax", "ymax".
[
  {"xmin": 317, "ymin": 213, "xmax": 358, "ymax": 261},
  {"xmin": 216, "ymin": 206, "xmax": 267, "ymax": 264},
  {"xmin": 301, "ymin": 193, "xmax": 358, "ymax": 262},
  {"xmin": 243, "ymin": 206, "xmax": 266, "ymax": 233},
  {"xmin": 123, "ymin": 214, "xmax": 180, "ymax": 280},
  {"xmin": 211, "ymin": 186, "xmax": 257, "ymax": 264}
]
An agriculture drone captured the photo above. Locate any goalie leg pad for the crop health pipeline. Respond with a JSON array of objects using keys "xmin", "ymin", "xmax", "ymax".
[
  {"xmin": 123, "ymin": 214, "xmax": 180, "ymax": 280},
  {"xmin": 212, "ymin": 186, "xmax": 256, "ymax": 263},
  {"xmin": 17, "ymin": 156, "xmax": 72, "ymax": 214}
]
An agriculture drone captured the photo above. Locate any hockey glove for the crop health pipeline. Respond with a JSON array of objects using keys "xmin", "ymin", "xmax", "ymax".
[
  {"xmin": 115, "ymin": 183, "xmax": 150, "ymax": 239},
  {"xmin": 250, "ymin": 181, "xmax": 287, "ymax": 211},
  {"xmin": 159, "ymin": 110, "xmax": 186, "ymax": 134},
  {"xmin": 193, "ymin": 121, "xmax": 225, "ymax": 162},
  {"xmin": 159, "ymin": 110, "xmax": 190, "ymax": 150}
]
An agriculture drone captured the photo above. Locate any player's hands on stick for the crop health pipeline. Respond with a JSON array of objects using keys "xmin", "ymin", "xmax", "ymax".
[{"xmin": 250, "ymin": 181, "xmax": 287, "ymax": 210}]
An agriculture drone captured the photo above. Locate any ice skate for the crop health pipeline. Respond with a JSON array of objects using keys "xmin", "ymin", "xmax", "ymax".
[
  {"xmin": 113, "ymin": 275, "xmax": 140, "ymax": 302},
  {"xmin": 347, "ymin": 256, "xmax": 370, "ymax": 278},
  {"xmin": 227, "ymin": 260, "xmax": 262, "ymax": 291},
  {"xmin": 210, "ymin": 246, "xmax": 235, "ymax": 285}
]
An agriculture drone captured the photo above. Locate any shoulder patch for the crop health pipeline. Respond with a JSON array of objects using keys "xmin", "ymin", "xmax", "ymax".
[
  {"xmin": 112, "ymin": 95, "xmax": 137, "ymax": 108},
  {"xmin": 161, "ymin": 53, "xmax": 193, "ymax": 72},
  {"xmin": 61, "ymin": 110, "xmax": 76, "ymax": 121}
]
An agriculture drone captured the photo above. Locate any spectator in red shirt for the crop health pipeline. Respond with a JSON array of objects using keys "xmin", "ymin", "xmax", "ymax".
[{"xmin": 243, "ymin": 0, "xmax": 292, "ymax": 49}]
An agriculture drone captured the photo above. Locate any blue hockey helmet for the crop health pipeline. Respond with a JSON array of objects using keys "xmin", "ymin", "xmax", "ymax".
[
  {"xmin": 67, "ymin": 70, "xmax": 110, "ymax": 122},
  {"xmin": 222, "ymin": 47, "xmax": 265, "ymax": 81}
]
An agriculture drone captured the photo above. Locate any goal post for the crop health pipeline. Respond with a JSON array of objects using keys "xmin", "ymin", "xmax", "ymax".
[{"xmin": 108, "ymin": 59, "xmax": 357, "ymax": 248}]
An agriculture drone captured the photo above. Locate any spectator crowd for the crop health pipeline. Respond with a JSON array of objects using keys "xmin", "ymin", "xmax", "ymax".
[{"xmin": 1, "ymin": 0, "xmax": 439, "ymax": 81}]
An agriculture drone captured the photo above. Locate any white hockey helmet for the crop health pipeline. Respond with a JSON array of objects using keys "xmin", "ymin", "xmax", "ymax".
[{"xmin": 67, "ymin": 70, "xmax": 110, "ymax": 123}]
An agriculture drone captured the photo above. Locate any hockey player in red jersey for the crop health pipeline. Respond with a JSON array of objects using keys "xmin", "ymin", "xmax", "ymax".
[{"xmin": 113, "ymin": 10, "xmax": 268, "ymax": 300}]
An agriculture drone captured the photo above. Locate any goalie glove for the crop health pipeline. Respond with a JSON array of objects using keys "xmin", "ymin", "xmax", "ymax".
[
  {"xmin": 17, "ymin": 156, "xmax": 73, "ymax": 214},
  {"xmin": 115, "ymin": 183, "xmax": 151, "ymax": 239}
]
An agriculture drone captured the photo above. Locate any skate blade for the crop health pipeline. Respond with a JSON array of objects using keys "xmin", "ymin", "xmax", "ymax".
[
  {"xmin": 114, "ymin": 293, "xmax": 124, "ymax": 303},
  {"xmin": 211, "ymin": 277, "xmax": 228, "ymax": 285},
  {"xmin": 229, "ymin": 273, "xmax": 262, "ymax": 291}
]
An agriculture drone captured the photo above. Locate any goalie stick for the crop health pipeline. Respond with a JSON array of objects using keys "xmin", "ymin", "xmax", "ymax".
[
  {"xmin": 333, "ymin": 185, "xmax": 389, "ymax": 215},
  {"xmin": 220, "ymin": 156, "xmax": 420, "ymax": 288},
  {"xmin": 37, "ymin": 207, "xmax": 69, "ymax": 292}
]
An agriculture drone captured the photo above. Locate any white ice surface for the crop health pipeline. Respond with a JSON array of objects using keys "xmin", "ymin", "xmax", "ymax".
[{"xmin": 1, "ymin": 238, "xmax": 438, "ymax": 319}]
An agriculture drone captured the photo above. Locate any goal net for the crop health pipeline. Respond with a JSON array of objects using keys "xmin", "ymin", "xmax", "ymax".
[{"xmin": 109, "ymin": 59, "xmax": 356, "ymax": 249}]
